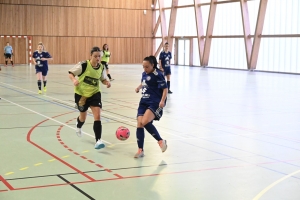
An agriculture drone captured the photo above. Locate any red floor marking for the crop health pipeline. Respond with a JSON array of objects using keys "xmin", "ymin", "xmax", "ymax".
[
  {"xmin": 0, "ymin": 190, "xmax": 8, "ymax": 192},
  {"xmin": 63, "ymin": 145, "xmax": 68, "ymax": 148},
  {"xmin": 87, "ymin": 160, "xmax": 95, "ymax": 163},
  {"xmin": 27, "ymin": 112, "xmax": 95, "ymax": 182},
  {"xmin": 73, "ymin": 152, "xmax": 79, "ymax": 155},
  {"xmin": 113, "ymin": 174, "xmax": 123, "ymax": 178},
  {"xmin": 0, "ymin": 175, "xmax": 15, "ymax": 190},
  {"xmin": 68, "ymin": 149, "xmax": 73, "ymax": 152},
  {"xmin": 96, "ymin": 164, "xmax": 103, "ymax": 168},
  {"xmin": 105, "ymin": 169, "xmax": 112, "ymax": 173},
  {"xmin": 80, "ymin": 156, "xmax": 87, "ymax": 159},
  {"xmin": 60, "ymin": 142, "xmax": 64, "ymax": 144}
]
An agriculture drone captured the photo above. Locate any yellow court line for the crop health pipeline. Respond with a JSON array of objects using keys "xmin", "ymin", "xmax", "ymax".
[
  {"xmin": 82, "ymin": 150, "xmax": 89, "ymax": 153},
  {"xmin": 253, "ymin": 169, "xmax": 300, "ymax": 200},
  {"xmin": 48, "ymin": 159, "xmax": 56, "ymax": 162},
  {"xmin": 19, "ymin": 167, "xmax": 29, "ymax": 171},
  {"xmin": 5, "ymin": 172, "xmax": 14, "ymax": 176},
  {"xmin": 62, "ymin": 155, "xmax": 69, "ymax": 158},
  {"xmin": 34, "ymin": 163, "xmax": 43, "ymax": 166}
]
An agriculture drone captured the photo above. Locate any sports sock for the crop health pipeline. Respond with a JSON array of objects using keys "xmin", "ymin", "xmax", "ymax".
[
  {"xmin": 144, "ymin": 122, "xmax": 162, "ymax": 141},
  {"xmin": 136, "ymin": 128, "xmax": 145, "ymax": 150},
  {"xmin": 37, "ymin": 80, "xmax": 42, "ymax": 90},
  {"xmin": 93, "ymin": 121, "xmax": 102, "ymax": 142},
  {"xmin": 167, "ymin": 81, "xmax": 170, "ymax": 90},
  {"xmin": 43, "ymin": 80, "xmax": 47, "ymax": 87},
  {"xmin": 77, "ymin": 117, "xmax": 85, "ymax": 128}
]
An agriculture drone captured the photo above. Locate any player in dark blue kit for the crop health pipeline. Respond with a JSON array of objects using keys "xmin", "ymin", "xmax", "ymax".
[
  {"xmin": 32, "ymin": 42, "xmax": 53, "ymax": 94},
  {"xmin": 134, "ymin": 56, "xmax": 168, "ymax": 158},
  {"xmin": 159, "ymin": 42, "xmax": 173, "ymax": 94}
]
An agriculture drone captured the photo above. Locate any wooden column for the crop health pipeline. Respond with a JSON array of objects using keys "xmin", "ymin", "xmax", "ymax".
[
  {"xmin": 194, "ymin": 0, "xmax": 205, "ymax": 66},
  {"xmin": 202, "ymin": 0, "xmax": 218, "ymax": 66},
  {"xmin": 250, "ymin": 0, "xmax": 268, "ymax": 70}
]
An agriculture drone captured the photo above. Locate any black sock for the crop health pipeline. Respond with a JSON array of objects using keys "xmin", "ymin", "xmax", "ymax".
[
  {"xmin": 77, "ymin": 117, "xmax": 85, "ymax": 128},
  {"xmin": 167, "ymin": 81, "xmax": 170, "ymax": 90},
  {"xmin": 43, "ymin": 80, "xmax": 47, "ymax": 87},
  {"xmin": 136, "ymin": 128, "xmax": 145, "ymax": 150},
  {"xmin": 5, "ymin": 61, "xmax": 7, "ymax": 65},
  {"xmin": 144, "ymin": 122, "xmax": 162, "ymax": 141},
  {"xmin": 11, "ymin": 61, "xmax": 13, "ymax": 65},
  {"xmin": 107, "ymin": 74, "xmax": 112, "ymax": 79},
  {"xmin": 37, "ymin": 80, "xmax": 42, "ymax": 90},
  {"xmin": 93, "ymin": 121, "xmax": 102, "ymax": 142}
]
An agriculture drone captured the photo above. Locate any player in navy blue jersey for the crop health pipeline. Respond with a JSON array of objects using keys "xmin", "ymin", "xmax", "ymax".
[
  {"xmin": 32, "ymin": 42, "xmax": 53, "ymax": 94},
  {"xmin": 134, "ymin": 56, "xmax": 168, "ymax": 158},
  {"xmin": 159, "ymin": 42, "xmax": 173, "ymax": 94}
]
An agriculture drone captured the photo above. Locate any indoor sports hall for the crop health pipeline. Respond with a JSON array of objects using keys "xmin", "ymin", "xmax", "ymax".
[{"xmin": 1, "ymin": 0, "xmax": 300, "ymax": 200}]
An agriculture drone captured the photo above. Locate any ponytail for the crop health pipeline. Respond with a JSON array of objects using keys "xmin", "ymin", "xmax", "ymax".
[{"xmin": 144, "ymin": 55, "xmax": 158, "ymax": 69}]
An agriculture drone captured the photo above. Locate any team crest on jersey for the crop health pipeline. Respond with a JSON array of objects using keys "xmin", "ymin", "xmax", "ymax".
[{"xmin": 146, "ymin": 76, "xmax": 151, "ymax": 81}]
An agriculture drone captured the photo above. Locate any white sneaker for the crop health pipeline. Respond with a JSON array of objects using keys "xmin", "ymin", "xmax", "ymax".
[
  {"xmin": 76, "ymin": 128, "xmax": 82, "ymax": 137},
  {"xmin": 94, "ymin": 140, "xmax": 105, "ymax": 149}
]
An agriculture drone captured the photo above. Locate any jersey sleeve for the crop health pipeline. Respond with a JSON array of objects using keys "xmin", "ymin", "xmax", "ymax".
[
  {"xmin": 159, "ymin": 52, "xmax": 163, "ymax": 60},
  {"xmin": 68, "ymin": 62, "xmax": 83, "ymax": 76},
  {"xmin": 32, "ymin": 52, "xmax": 37, "ymax": 59},
  {"xmin": 44, "ymin": 52, "xmax": 52, "ymax": 58},
  {"xmin": 157, "ymin": 73, "xmax": 168, "ymax": 89},
  {"xmin": 169, "ymin": 52, "xmax": 172, "ymax": 59}
]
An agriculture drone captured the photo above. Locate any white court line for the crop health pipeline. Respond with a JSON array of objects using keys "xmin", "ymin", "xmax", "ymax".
[
  {"xmin": 0, "ymin": 97, "xmax": 112, "ymax": 144},
  {"xmin": 253, "ymin": 169, "xmax": 300, "ymax": 200},
  {"xmin": 0, "ymin": 81, "xmax": 186, "ymax": 139}
]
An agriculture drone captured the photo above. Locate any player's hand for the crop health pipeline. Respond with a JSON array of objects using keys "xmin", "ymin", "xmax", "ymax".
[
  {"xmin": 106, "ymin": 81, "xmax": 111, "ymax": 88},
  {"xmin": 73, "ymin": 79, "xmax": 79, "ymax": 86},
  {"xmin": 135, "ymin": 88, "xmax": 140, "ymax": 93},
  {"xmin": 159, "ymin": 68, "xmax": 164, "ymax": 72},
  {"xmin": 41, "ymin": 58, "xmax": 46, "ymax": 61},
  {"xmin": 159, "ymin": 101, "xmax": 165, "ymax": 108}
]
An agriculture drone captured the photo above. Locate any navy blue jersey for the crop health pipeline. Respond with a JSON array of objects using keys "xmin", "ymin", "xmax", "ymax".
[
  {"xmin": 33, "ymin": 51, "xmax": 52, "ymax": 68},
  {"xmin": 159, "ymin": 51, "xmax": 172, "ymax": 67},
  {"xmin": 140, "ymin": 69, "xmax": 167, "ymax": 104}
]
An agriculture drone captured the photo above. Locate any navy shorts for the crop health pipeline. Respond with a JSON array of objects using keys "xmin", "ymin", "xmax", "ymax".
[
  {"xmin": 163, "ymin": 66, "xmax": 171, "ymax": 76},
  {"xmin": 36, "ymin": 66, "xmax": 48, "ymax": 76},
  {"xmin": 137, "ymin": 102, "xmax": 163, "ymax": 121},
  {"xmin": 101, "ymin": 61, "xmax": 109, "ymax": 70},
  {"xmin": 75, "ymin": 92, "xmax": 102, "ymax": 112},
  {"xmin": 4, "ymin": 53, "xmax": 12, "ymax": 59}
]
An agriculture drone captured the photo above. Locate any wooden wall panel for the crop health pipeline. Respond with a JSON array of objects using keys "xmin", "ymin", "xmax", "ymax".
[
  {"xmin": 0, "ymin": 4, "xmax": 153, "ymax": 37},
  {"xmin": 31, "ymin": 36, "xmax": 152, "ymax": 64},
  {"xmin": 0, "ymin": 1, "xmax": 153, "ymax": 64},
  {"xmin": 0, "ymin": 37, "xmax": 26, "ymax": 64},
  {"xmin": 1, "ymin": 0, "xmax": 152, "ymax": 9}
]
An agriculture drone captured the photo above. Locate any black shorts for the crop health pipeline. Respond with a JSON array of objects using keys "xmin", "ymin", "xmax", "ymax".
[
  {"xmin": 75, "ymin": 92, "xmax": 102, "ymax": 112},
  {"xmin": 137, "ymin": 102, "xmax": 163, "ymax": 121},
  {"xmin": 4, "ymin": 53, "xmax": 12, "ymax": 59},
  {"xmin": 101, "ymin": 61, "xmax": 109, "ymax": 69}
]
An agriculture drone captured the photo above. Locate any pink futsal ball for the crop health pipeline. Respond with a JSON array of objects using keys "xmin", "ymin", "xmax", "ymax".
[{"xmin": 116, "ymin": 126, "xmax": 130, "ymax": 141}]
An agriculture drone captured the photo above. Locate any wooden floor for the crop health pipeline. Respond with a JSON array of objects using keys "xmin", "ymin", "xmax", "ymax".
[{"xmin": 1, "ymin": 64, "xmax": 300, "ymax": 200}]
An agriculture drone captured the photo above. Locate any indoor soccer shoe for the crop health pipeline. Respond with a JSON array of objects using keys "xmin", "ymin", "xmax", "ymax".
[
  {"xmin": 76, "ymin": 128, "xmax": 82, "ymax": 137},
  {"xmin": 43, "ymin": 86, "xmax": 47, "ymax": 92},
  {"xmin": 94, "ymin": 140, "xmax": 105, "ymax": 149},
  {"xmin": 38, "ymin": 90, "xmax": 42, "ymax": 94},
  {"xmin": 134, "ymin": 149, "xmax": 144, "ymax": 158},
  {"xmin": 168, "ymin": 90, "xmax": 173, "ymax": 94},
  {"xmin": 158, "ymin": 140, "xmax": 167, "ymax": 152}
]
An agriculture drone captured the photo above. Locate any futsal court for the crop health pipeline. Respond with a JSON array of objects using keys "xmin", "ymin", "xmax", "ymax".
[{"xmin": 1, "ymin": 64, "xmax": 300, "ymax": 200}]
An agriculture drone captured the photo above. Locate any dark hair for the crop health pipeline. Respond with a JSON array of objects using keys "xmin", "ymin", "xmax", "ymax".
[
  {"xmin": 102, "ymin": 44, "xmax": 109, "ymax": 51},
  {"xmin": 90, "ymin": 46, "xmax": 101, "ymax": 55},
  {"xmin": 144, "ymin": 55, "xmax": 158, "ymax": 69},
  {"xmin": 164, "ymin": 42, "xmax": 169, "ymax": 45}
]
